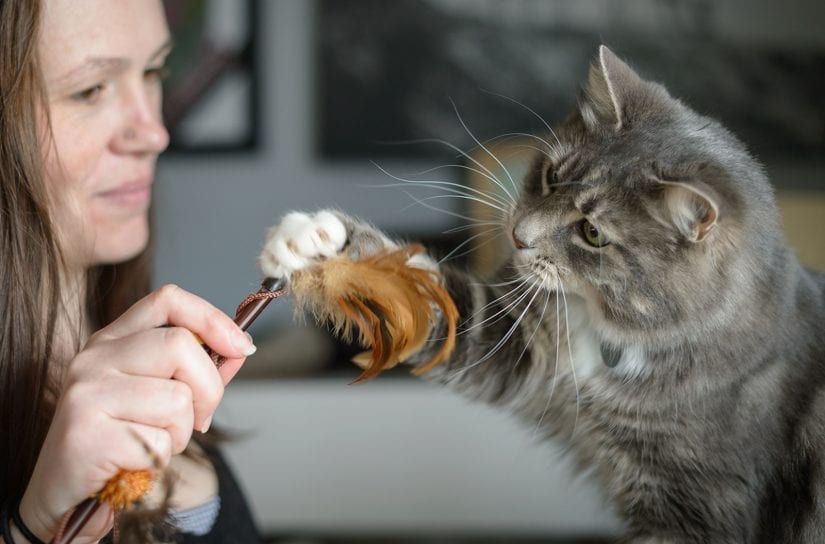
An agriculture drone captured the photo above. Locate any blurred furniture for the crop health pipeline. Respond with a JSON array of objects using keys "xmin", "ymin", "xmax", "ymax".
[{"xmin": 217, "ymin": 378, "xmax": 622, "ymax": 540}]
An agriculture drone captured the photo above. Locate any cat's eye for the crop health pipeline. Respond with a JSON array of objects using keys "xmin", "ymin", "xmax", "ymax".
[
  {"xmin": 541, "ymin": 162, "xmax": 559, "ymax": 196},
  {"xmin": 580, "ymin": 220, "xmax": 609, "ymax": 248}
]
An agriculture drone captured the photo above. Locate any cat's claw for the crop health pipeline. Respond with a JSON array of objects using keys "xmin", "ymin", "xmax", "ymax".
[{"xmin": 259, "ymin": 211, "xmax": 347, "ymax": 279}]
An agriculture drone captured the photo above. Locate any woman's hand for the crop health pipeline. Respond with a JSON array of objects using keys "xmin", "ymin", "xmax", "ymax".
[{"xmin": 17, "ymin": 284, "xmax": 256, "ymax": 543}]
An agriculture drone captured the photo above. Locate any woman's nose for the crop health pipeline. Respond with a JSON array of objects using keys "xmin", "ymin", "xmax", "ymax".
[{"xmin": 113, "ymin": 91, "xmax": 170, "ymax": 154}]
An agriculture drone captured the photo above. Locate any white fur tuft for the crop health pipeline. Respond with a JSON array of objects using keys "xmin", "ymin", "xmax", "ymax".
[{"xmin": 259, "ymin": 210, "xmax": 347, "ymax": 278}]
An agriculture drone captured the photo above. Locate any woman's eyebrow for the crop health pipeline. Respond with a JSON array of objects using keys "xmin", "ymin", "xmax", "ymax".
[
  {"xmin": 52, "ymin": 38, "xmax": 174, "ymax": 87},
  {"xmin": 52, "ymin": 57, "xmax": 130, "ymax": 87},
  {"xmin": 149, "ymin": 38, "xmax": 174, "ymax": 63}
]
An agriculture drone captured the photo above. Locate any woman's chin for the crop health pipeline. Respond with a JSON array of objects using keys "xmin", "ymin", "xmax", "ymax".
[{"xmin": 90, "ymin": 226, "xmax": 150, "ymax": 266}]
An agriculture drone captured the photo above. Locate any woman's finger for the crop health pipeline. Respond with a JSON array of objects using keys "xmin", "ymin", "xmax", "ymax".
[
  {"xmin": 74, "ymin": 327, "xmax": 224, "ymax": 432},
  {"xmin": 84, "ymin": 374, "xmax": 196, "ymax": 453},
  {"xmin": 94, "ymin": 284, "xmax": 254, "ymax": 360},
  {"xmin": 216, "ymin": 357, "xmax": 247, "ymax": 385}
]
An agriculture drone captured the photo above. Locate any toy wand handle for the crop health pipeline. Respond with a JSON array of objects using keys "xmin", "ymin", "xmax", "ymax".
[
  {"xmin": 208, "ymin": 276, "xmax": 287, "ymax": 367},
  {"xmin": 50, "ymin": 277, "xmax": 287, "ymax": 544}
]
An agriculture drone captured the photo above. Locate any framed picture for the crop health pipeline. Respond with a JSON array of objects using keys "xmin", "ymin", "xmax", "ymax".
[
  {"xmin": 317, "ymin": 0, "xmax": 824, "ymax": 161},
  {"xmin": 162, "ymin": 0, "xmax": 260, "ymax": 153}
]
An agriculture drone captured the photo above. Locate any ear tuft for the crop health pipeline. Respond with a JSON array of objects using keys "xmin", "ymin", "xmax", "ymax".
[
  {"xmin": 581, "ymin": 45, "xmax": 645, "ymax": 131},
  {"xmin": 660, "ymin": 180, "xmax": 719, "ymax": 242}
]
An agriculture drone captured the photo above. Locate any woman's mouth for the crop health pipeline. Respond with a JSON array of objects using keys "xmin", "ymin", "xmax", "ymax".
[{"xmin": 96, "ymin": 180, "xmax": 152, "ymax": 208}]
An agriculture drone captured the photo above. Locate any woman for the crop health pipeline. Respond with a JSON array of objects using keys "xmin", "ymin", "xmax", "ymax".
[{"xmin": 1, "ymin": 1, "xmax": 261, "ymax": 542}]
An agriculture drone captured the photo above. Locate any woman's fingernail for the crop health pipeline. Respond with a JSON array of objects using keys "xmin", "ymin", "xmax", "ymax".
[
  {"xmin": 243, "ymin": 331, "xmax": 258, "ymax": 357},
  {"xmin": 201, "ymin": 414, "xmax": 213, "ymax": 434},
  {"xmin": 232, "ymin": 329, "xmax": 256, "ymax": 356},
  {"xmin": 244, "ymin": 332, "xmax": 257, "ymax": 356}
]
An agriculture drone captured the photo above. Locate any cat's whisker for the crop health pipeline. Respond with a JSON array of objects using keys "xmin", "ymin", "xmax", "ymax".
[
  {"xmin": 443, "ymin": 221, "xmax": 503, "ymax": 234},
  {"xmin": 451, "ymin": 281, "xmax": 542, "ymax": 378},
  {"xmin": 457, "ymin": 282, "xmax": 536, "ymax": 345},
  {"xmin": 388, "ymin": 179, "xmax": 512, "ymax": 214},
  {"xmin": 533, "ymin": 276, "xmax": 563, "ymax": 438},
  {"xmin": 475, "ymin": 136, "xmax": 558, "ymax": 168},
  {"xmin": 396, "ymin": 189, "xmax": 497, "ymax": 225},
  {"xmin": 484, "ymin": 131, "xmax": 559, "ymax": 158},
  {"xmin": 403, "ymin": 192, "xmax": 510, "ymax": 216},
  {"xmin": 478, "ymin": 88, "xmax": 563, "ymax": 149},
  {"xmin": 472, "ymin": 276, "xmax": 525, "ymax": 288},
  {"xmin": 378, "ymin": 136, "xmax": 516, "ymax": 206},
  {"xmin": 369, "ymin": 163, "xmax": 511, "ymax": 214},
  {"xmin": 386, "ymin": 163, "xmax": 516, "ymax": 209},
  {"xmin": 437, "ymin": 227, "xmax": 504, "ymax": 265},
  {"xmin": 459, "ymin": 277, "xmax": 535, "ymax": 334},
  {"xmin": 558, "ymin": 279, "xmax": 580, "ymax": 436},
  {"xmin": 510, "ymin": 281, "xmax": 552, "ymax": 374},
  {"xmin": 401, "ymin": 162, "xmax": 518, "ymax": 208},
  {"xmin": 448, "ymin": 98, "xmax": 519, "ymax": 203}
]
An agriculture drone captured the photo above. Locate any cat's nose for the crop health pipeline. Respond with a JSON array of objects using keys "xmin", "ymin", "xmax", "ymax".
[{"xmin": 512, "ymin": 227, "xmax": 530, "ymax": 250}]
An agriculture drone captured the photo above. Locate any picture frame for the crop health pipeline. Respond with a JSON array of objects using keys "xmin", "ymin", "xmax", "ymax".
[{"xmin": 162, "ymin": 0, "xmax": 260, "ymax": 153}]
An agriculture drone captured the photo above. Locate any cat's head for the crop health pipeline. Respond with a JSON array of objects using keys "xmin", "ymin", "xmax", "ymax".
[{"xmin": 511, "ymin": 45, "xmax": 782, "ymax": 345}]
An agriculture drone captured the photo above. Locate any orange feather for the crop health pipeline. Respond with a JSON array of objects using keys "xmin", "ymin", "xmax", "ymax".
[{"xmin": 289, "ymin": 244, "xmax": 458, "ymax": 381}]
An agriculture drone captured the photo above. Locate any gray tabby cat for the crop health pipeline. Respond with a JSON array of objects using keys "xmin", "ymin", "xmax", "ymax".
[{"xmin": 261, "ymin": 46, "xmax": 825, "ymax": 543}]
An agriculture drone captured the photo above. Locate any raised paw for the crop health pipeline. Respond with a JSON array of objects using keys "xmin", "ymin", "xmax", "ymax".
[{"xmin": 259, "ymin": 210, "xmax": 347, "ymax": 279}]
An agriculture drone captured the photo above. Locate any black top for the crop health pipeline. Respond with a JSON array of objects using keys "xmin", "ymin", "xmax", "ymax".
[{"xmin": 180, "ymin": 444, "xmax": 262, "ymax": 544}]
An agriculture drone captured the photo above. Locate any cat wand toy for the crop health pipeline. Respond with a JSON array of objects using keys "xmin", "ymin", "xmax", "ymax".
[
  {"xmin": 50, "ymin": 277, "xmax": 287, "ymax": 544},
  {"xmin": 52, "ymin": 241, "xmax": 459, "ymax": 543}
]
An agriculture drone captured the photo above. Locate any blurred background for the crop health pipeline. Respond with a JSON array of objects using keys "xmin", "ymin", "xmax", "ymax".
[{"xmin": 153, "ymin": 1, "xmax": 825, "ymax": 542}]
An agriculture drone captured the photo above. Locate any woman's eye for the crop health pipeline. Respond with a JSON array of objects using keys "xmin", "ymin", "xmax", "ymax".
[
  {"xmin": 581, "ymin": 219, "xmax": 609, "ymax": 248},
  {"xmin": 144, "ymin": 66, "xmax": 169, "ymax": 82},
  {"xmin": 72, "ymin": 84, "xmax": 104, "ymax": 103}
]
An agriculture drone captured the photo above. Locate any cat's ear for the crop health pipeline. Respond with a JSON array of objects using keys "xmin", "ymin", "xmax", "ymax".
[
  {"xmin": 581, "ymin": 45, "xmax": 644, "ymax": 131},
  {"xmin": 658, "ymin": 180, "xmax": 719, "ymax": 243}
]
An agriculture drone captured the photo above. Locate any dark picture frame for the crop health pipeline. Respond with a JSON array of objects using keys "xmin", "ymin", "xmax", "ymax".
[{"xmin": 162, "ymin": 0, "xmax": 260, "ymax": 153}]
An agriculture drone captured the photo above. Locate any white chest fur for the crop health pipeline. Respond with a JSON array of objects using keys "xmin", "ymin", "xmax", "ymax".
[{"xmin": 560, "ymin": 301, "xmax": 649, "ymax": 384}]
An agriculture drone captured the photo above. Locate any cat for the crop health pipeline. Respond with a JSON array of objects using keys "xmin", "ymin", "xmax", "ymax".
[{"xmin": 260, "ymin": 46, "xmax": 825, "ymax": 543}]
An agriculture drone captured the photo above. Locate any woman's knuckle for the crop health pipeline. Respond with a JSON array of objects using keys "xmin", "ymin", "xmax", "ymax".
[
  {"xmin": 167, "ymin": 380, "xmax": 193, "ymax": 410},
  {"xmin": 170, "ymin": 421, "xmax": 194, "ymax": 454},
  {"xmin": 61, "ymin": 380, "xmax": 93, "ymax": 408},
  {"xmin": 163, "ymin": 326, "xmax": 193, "ymax": 353},
  {"xmin": 153, "ymin": 432, "xmax": 173, "ymax": 466},
  {"xmin": 149, "ymin": 283, "xmax": 181, "ymax": 309},
  {"xmin": 203, "ymin": 382, "xmax": 224, "ymax": 412}
]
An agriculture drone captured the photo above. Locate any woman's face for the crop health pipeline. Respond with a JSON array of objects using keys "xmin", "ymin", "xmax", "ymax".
[{"xmin": 39, "ymin": 0, "xmax": 171, "ymax": 266}]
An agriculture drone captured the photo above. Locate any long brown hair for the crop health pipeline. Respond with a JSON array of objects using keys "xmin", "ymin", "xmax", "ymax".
[{"xmin": 0, "ymin": 0, "xmax": 152, "ymax": 506}]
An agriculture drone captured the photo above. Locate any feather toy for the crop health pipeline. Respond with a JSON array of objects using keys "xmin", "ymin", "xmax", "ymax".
[
  {"xmin": 288, "ymin": 243, "xmax": 458, "ymax": 381},
  {"xmin": 54, "ymin": 243, "xmax": 456, "ymax": 541}
]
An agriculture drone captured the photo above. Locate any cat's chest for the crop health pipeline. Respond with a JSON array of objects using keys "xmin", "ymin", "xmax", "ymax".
[{"xmin": 562, "ymin": 314, "xmax": 649, "ymax": 386}]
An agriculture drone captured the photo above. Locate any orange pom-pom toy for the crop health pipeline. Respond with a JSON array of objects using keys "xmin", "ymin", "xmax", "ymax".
[{"xmin": 95, "ymin": 469, "xmax": 155, "ymax": 510}]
